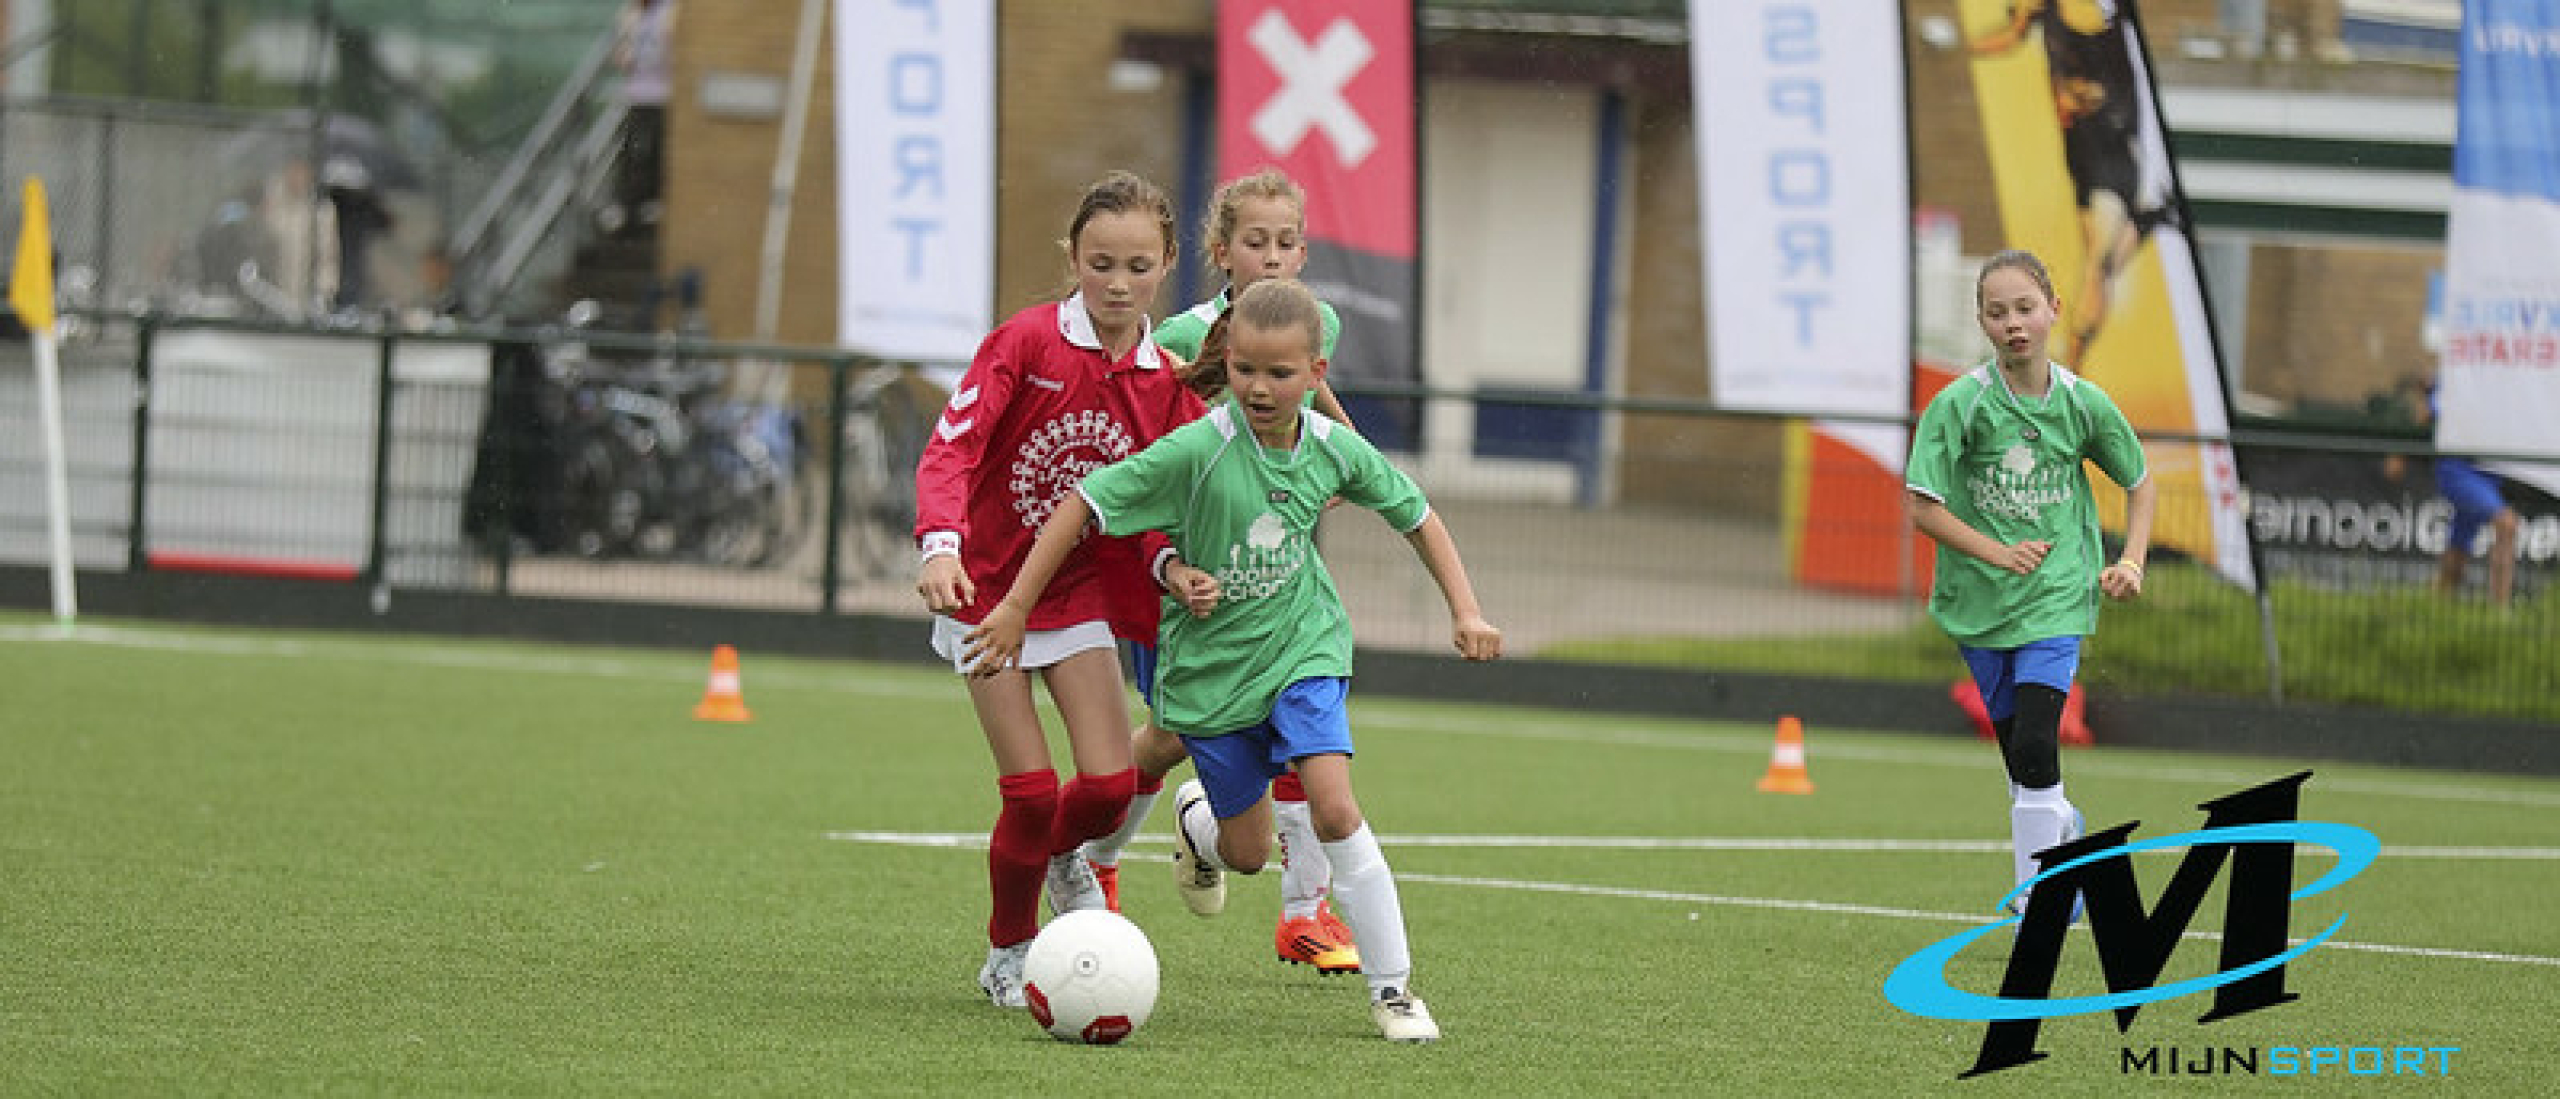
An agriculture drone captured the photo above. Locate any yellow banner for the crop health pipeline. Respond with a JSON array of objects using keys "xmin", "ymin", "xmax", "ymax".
[
  {"xmin": 9, "ymin": 177, "xmax": 53, "ymax": 334},
  {"xmin": 1960, "ymin": 0, "xmax": 2253, "ymax": 587}
]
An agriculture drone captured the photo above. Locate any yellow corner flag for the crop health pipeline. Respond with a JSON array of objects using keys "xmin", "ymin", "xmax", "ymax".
[{"xmin": 11, "ymin": 177, "xmax": 55, "ymax": 334}]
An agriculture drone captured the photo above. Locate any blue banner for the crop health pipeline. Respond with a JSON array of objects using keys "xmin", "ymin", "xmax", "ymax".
[
  {"xmin": 2436, "ymin": 0, "xmax": 2560, "ymax": 485},
  {"xmin": 2454, "ymin": 0, "xmax": 2560, "ymax": 202}
]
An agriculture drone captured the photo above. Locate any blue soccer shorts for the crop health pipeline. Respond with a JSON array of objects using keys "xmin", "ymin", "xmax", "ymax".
[
  {"xmin": 1127, "ymin": 640, "xmax": 1158, "ymax": 708},
  {"xmin": 1959, "ymin": 636, "xmax": 2082, "ymax": 723},
  {"xmin": 1178, "ymin": 676, "xmax": 1354, "ymax": 820},
  {"xmin": 2437, "ymin": 460, "xmax": 2508, "ymax": 550}
]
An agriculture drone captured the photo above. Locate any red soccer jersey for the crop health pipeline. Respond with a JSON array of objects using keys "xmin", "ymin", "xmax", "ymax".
[{"xmin": 914, "ymin": 294, "xmax": 1204, "ymax": 634}]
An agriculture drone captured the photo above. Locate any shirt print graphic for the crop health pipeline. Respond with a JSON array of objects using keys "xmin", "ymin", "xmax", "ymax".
[
  {"xmin": 1971, "ymin": 441, "xmax": 2072, "ymax": 525},
  {"xmin": 1009, "ymin": 410, "xmax": 1136, "ymax": 530},
  {"xmin": 1217, "ymin": 510, "xmax": 1308, "ymax": 601}
]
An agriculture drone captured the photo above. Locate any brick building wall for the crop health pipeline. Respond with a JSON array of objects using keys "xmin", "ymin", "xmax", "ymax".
[
  {"xmin": 663, "ymin": 0, "xmax": 1209, "ymax": 348},
  {"xmin": 2240, "ymin": 242, "xmax": 2439, "ymax": 412},
  {"xmin": 660, "ymin": 0, "xmax": 2422, "ymax": 514},
  {"xmin": 657, "ymin": 1, "xmax": 835, "ymax": 346},
  {"xmin": 986, "ymin": 3, "xmax": 1207, "ymax": 317}
]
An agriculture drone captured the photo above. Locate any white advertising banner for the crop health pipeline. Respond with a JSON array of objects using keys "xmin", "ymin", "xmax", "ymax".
[
  {"xmin": 1690, "ymin": 1, "xmax": 1909, "ymax": 415},
  {"xmin": 2437, "ymin": 0, "xmax": 2560, "ymax": 497},
  {"xmin": 834, "ymin": 0, "xmax": 995, "ymax": 361}
]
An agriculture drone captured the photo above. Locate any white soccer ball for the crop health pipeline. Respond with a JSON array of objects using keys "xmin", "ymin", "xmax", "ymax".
[{"xmin": 1022, "ymin": 910, "xmax": 1159, "ymax": 1045}]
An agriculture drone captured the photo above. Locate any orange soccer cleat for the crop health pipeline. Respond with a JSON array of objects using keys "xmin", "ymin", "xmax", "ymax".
[{"xmin": 1275, "ymin": 902, "xmax": 1362, "ymax": 974}]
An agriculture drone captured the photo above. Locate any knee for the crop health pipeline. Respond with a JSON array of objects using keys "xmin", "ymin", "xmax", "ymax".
[
  {"xmin": 1310, "ymin": 800, "xmax": 1365, "ymax": 843},
  {"xmin": 1217, "ymin": 831, "xmax": 1271, "ymax": 875},
  {"xmin": 2493, "ymin": 509, "xmax": 2521, "ymax": 539},
  {"xmin": 1133, "ymin": 723, "xmax": 1188, "ymax": 776}
]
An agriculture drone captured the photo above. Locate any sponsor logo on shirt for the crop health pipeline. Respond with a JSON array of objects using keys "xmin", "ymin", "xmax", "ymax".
[
  {"xmin": 1970, "ymin": 445, "xmax": 2073, "ymax": 524},
  {"xmin": 1215, "ymin": 511, "xmax": 1308, "ymax": 601},
  {"xmin": 1011, "ymin": 411, "xmax": 1136, "ymax": 530}
]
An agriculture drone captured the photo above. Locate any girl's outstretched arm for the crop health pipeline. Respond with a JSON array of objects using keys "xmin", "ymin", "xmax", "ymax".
[
  {"xmin": 1402, "ymin": 511, "xmax": 1502, "ymax": 661},
  {"xmin": 964, "ymin": 492, "xmax": 1094, "ymax": 677}
]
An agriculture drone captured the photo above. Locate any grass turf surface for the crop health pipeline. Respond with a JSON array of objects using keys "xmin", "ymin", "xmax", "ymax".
[{"xmin": 2, "ymin": 615, "xmax": 2554, "ymax": 1094}]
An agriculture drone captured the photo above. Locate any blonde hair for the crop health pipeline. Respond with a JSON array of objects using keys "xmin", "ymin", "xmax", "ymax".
[
  {"xmin": 1202, "ymin": 168, "xmax": 1307, "ymax": 267},
  {"xmin": 1228, "ymin": 278, "xmax": 1325, "ymax": 356},
  {"xmin": 1183, "ymin": 279, "xmax": 1324, "ymax": 400}
]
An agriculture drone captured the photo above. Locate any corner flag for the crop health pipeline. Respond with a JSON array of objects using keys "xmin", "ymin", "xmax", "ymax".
[
  {"xmin": 13, "ymin": 176, "xmax": 75, "ymax": 629},
  {"xmin": 10, "ymin": 178, "xmax": 53, "ymax": 333}
]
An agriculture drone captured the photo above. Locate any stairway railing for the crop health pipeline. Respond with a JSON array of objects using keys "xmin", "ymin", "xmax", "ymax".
[{"xmin": 446, "ymin": 31, "xmax": 625, "ymax": 321}]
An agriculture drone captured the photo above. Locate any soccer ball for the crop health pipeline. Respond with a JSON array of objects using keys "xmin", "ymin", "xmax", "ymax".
[{"xmin": 1022, "ymin": 910, "xmax": 1159, "ymax": 1044}]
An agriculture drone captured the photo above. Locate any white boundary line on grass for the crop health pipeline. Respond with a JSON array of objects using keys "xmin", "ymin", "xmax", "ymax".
[
  {"xmin": 824, "ymin": 830, "xmax": 2560, "ymax": 969},
  {"xmin": 16, "ymin": 622, "xmax": 2560, "ymax": 809},
  {"xmin": 822, "ymin": 830, "xmax": 2560, "ymax": 860},
  {"xmin": 1391, "ymin": 871, "xmax": 2560, "ymax": 969}
]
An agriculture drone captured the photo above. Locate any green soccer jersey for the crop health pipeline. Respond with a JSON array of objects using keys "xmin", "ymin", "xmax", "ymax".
[
  {"xmin": 1077, "ymin": 399, "xmax": 1427, "ymax": 735},
  {"xmin": 1904, "ymin": 362, "xmax": 2147, "ymax": 649},
  {"xmin": 1155, "ymin": 289, "xmax": 1343, "ymax": 363}
]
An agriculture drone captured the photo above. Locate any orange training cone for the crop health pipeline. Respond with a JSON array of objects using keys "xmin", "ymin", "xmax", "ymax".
[
  {"xmin": 694, "ymin": 644, "xmax": 752, "ymax": 722},
  {"xmin": 1755, "ymin": 714, "xmax": 1814, "ymax": 794}
]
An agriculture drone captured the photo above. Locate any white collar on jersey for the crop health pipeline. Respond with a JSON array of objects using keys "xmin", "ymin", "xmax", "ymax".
[
  {"xmin": 1204, "ymin": 399, "xmax": 1338, "ymax": 443},
  {"xmin": 1058, "ymin": 291, "xmax": 1165, "ymax": 369},
  {"xmin": 1975, "ymin": 359, "xmax": 2082, "ymax": 400}
]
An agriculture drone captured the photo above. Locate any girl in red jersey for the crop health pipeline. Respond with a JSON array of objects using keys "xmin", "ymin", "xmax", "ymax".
[{"xmin": 912, "ymin": 170, "xmax": 1206, "ymax": 1008}]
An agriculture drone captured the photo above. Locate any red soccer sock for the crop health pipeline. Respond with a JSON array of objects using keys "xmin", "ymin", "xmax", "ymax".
[
  {"xmin": 1273, "ymin": 770, "xmax": 1308, "ymax": 803},
  {"xmin": 988, "ymin": 769, "xmax": 1059, "ymax": 947},
  {"xmin": 1134, "ymin": 770, "xmax": 1165, "ymax": 796},
  {"xmin": 1051, "ymin": 767, "xmax": 1138, "ymax": 856}
]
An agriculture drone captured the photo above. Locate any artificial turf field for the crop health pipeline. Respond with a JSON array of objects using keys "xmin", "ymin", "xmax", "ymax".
[{"xmin": 3, "ymin": 614, "xmax": 2554, "ymax": 1095}]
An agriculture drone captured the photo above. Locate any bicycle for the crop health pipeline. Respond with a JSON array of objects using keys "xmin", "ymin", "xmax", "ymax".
[{"xmin": 832, "ymin": 362, "xmax": 948, "ymax": 579}]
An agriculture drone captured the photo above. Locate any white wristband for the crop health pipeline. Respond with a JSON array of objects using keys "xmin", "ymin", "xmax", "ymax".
[
  {"xmin": 1152, "ymin": 547, "xmax": 1180, "ymax": 590},
  {"xmin": 919, "ymin": 530, "xmax": 960, "ymax": 564}
]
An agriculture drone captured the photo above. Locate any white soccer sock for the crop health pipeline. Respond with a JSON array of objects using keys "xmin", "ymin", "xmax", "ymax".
[
  {"xmin": 1322, "ymin": 824, "xmax": 1412, "ymax": 996},
  {"xmin": 1084, "ymin": 787, "xmax": 1160, "ymax": 867},
  {"xmin": 1274, "ymin": 799, "xmax": 1332, "ymax": 920},
  {"xmin": 2009, "ymin": 782, "xmax": 2076, "ymax": 891},
  {"xmin": 1179, "ymin": 794, "xmax": 1231, "ymax": 872}
]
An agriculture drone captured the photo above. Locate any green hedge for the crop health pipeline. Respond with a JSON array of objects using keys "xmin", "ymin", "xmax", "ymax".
[{"xmin": 1543, "ymin": 562, "xmax": 2559, "ymax": 725}]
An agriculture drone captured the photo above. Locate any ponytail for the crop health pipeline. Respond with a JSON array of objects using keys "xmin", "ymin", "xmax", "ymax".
[{"xmin": 1179, "ymin": 311, "xmax": 1233, "ymax": 400}]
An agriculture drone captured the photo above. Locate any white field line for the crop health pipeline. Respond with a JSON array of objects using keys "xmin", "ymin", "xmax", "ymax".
[
  {"xmin": 1393, "ymin": 871, "xmax": 2560, "ymax": 969},
  {"xmin": 13, "ymin": 622, "xmax": 2560, "ymax": 808},
  {"xmin": 823, "ymin": 830, "xmax": 2560, "ymax": 969},
  {"xmin": 820, "ymin": 831, "xmax": 2560, "ymax": 860}
]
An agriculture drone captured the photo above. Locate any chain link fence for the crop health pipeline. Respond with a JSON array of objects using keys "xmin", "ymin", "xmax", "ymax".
[
  {"xmin": 5, "ymin": 312, "xmax": 2554, "ymax": 725},
  {"xmin": 3, "ymin": 95, "xmax": 482, "ymax": 327}
]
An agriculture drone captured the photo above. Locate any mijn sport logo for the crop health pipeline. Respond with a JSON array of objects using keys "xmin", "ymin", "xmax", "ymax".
[{"xmin": 1884, "ymin": 772, "xmax": 2383, "ymax": 1079}]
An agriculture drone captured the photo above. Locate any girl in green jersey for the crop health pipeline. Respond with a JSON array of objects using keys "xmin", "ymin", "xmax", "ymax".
[{"xmin": 1904, "ymin": 250, "xmax": 2157, "ymax": 908}]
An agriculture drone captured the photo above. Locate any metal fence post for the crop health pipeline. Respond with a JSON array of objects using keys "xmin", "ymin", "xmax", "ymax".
[
  {"xmin": 2255, "ymin": 589, "xmax": 2285, "ymax": 704},
  {"xmin": 364, "ymin": 329, "xmax": 396, "ymax": 601},
  {"xmin": 820, "ymin": 355, "xmax": 849, "ymax": 615},
  {"xmin": 126, "ymin": 314, "xmax": 156, "ymax": 572}
]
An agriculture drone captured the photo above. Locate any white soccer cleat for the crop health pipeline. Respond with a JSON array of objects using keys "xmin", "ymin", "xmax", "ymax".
[
  {"xmin": 1170, "ymin": 780, "xmax": 1227, "ymax": 917},
  {"xmin": 1045, "ymin": 850, "xmax": 1107, "ymax": 915},
  {"xmin": 1371, "ymin": 987, "xmax": 1440, "ymax": 1043},
  {"xmin": 979, "ymin": 941, "xmax": 1031, "ymax": 1008}
]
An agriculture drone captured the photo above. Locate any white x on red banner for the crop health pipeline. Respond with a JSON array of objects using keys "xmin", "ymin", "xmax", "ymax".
[{"xmin": 1246, "ymin": 9, "xmax": 1376, "ymax": 166}]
